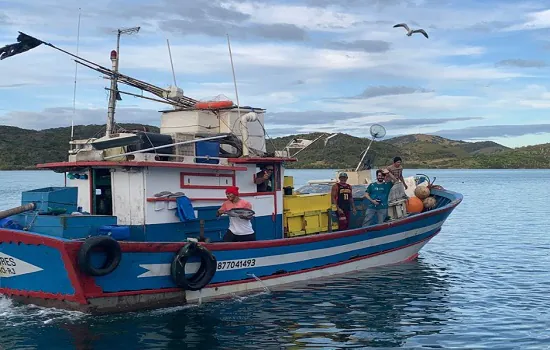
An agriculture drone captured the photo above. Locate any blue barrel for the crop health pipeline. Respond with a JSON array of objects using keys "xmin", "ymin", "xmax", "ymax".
[{"xmin": 97, "ymin": 225, "xmax": 130, "ymax": 240}]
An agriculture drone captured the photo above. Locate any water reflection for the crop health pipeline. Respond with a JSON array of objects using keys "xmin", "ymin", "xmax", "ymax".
[
  {"xmin": 56, "ymin": 258, "xmax": 451, "ymax": 349},
  {"xmin": 267, "ymin": 259, "xmax": 453, "ymax": 349}
]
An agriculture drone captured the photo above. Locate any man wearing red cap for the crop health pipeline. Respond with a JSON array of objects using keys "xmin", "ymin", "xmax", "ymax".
[{"xmin": 217, "ymin": 186, "xmax": 255, "ymax": 242}]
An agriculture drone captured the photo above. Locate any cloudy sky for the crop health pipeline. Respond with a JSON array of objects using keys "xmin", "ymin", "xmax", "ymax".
[{"xmin": 1, "ymin": 0, "xmax": 550, "ymax": 147}]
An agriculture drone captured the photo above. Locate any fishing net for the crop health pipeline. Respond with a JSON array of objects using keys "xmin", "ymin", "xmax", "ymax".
[{"xmin": 388, "ymin": 182, "xmax": 408, "ymax": 203}]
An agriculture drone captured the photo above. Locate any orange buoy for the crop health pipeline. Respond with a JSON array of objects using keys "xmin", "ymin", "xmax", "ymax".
[
  {"xmin": 406, "ymin": 196, "xmax": 424, "ymax": 213},
  {"xmin": 195, "ymin": 100, "xmax": 234, "ymax": 110}
]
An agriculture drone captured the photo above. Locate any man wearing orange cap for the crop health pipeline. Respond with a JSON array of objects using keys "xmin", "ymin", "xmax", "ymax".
[{"xmin": 217, "ymin": 186, "xmax": 255, "ymax": 242}]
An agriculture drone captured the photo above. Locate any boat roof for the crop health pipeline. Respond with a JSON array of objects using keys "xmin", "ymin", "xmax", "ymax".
[
  {"xmin": 159, "ymin": 105, "xmax": 267, "ymax": 113},
  {"xmin": 36, "ymin": 157, "xmax": 296, "ymax": 172}
]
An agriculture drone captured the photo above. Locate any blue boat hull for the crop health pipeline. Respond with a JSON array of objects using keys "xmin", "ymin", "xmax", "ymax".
[{"xmin": 0, "ymin": 189, "xmax": 462, "ymax": 314}]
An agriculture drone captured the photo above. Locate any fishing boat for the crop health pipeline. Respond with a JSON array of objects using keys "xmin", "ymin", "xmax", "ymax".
[{"xmin": 0, "ymin": 32, "xmax": 463, "ymax": 314}]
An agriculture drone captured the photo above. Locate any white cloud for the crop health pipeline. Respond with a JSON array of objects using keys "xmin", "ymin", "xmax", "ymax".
[
  {"xmin": 318, "ymin": 92, "xmax": 484, "ymax": 114},
  {"xmin": 70, "ymin": 39, "xmax": 512, "ymax": 86},
  {"xmin": 482, "ymin": 84, "xmax": 550, "ymax": 110},
  {"xmin": 0, "ymin": 107, "xmax": 161, "ymax": 130},
  {"xmin": 504, "ymin": 9, "xmax": 550, "ymax": 31},
  {"xmin": 224, "ymin": 1, "xmax": 360, "ymax": 30}
]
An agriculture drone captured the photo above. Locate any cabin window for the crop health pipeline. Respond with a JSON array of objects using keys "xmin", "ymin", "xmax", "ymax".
[
  {"xmin": 254, "ymin": 163, "xmax": 281, "ymax": 192},
  {"xmin": 92, "ymin": 168, "xmax": 113, "ymax": 216}
]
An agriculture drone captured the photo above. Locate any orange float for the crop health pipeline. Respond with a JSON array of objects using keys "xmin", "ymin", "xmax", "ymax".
[
  {"xmin": 406, "ymin": 196, "xmax": 424, "ymax": 213},
  {"xmin": 194, "ymin": 100, "xmax": 234, "ymax": 110}
]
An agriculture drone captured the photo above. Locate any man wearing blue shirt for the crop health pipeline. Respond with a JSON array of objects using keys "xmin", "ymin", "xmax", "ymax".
[{"xmin": 362, "ymin": 169, "xmax": 396, "ymax": 226}]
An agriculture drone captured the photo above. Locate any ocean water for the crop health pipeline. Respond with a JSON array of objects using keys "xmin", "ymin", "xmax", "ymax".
[{"xmin": 1, "ymin": 169, "xmax": 550, "ymax": 349}]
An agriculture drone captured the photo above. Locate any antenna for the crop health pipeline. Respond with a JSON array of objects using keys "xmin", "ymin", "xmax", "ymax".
[
  {"xmin": 166, "ymin": 38, "xmax": 177, "ymax": 87},
  {"xmin": 71, "ymin": 8, "xmax": 81, "ymax": 141},
  {"xmin": 226, "ymin": 34, "xmax": 246, "ymax": 155},
  {"xmin": 115, "ymin": 26, "xmax": 140, "ymax": 72},
  {"xmin": 106, "ymin": 25, "xmax": 140, "ymax": 137}
]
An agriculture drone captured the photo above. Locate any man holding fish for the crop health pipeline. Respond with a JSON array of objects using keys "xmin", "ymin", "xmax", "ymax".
[{"xmin": 217, "ymin": 186, "xmax": 256, "ymax": 242}]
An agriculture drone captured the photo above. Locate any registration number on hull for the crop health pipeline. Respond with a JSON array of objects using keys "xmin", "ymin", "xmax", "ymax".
[{"xmin": 217, "ymin": 258, "xmax": 256, "ymax": 271}]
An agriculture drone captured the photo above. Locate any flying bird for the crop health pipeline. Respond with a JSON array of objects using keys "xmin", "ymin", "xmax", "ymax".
[{"xmin": 393, "ymin": 23, "xmax": 429, "ymax": 39}]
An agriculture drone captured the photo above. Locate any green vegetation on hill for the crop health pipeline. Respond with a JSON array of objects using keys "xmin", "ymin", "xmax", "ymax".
[
  {"xmin": 0, "ymin": 124, "xmax": 159, "ymax": 170},
  {"xmin": 268, "ymin": 133, "xmax": 550, "ymax": 169},
  {"xmin": 266, "ymin": 133, "xmax": 402, "ymax": 169},
  {"xmin": 0, "ymin": 124, "xmax": 548, "ymax": 170}
]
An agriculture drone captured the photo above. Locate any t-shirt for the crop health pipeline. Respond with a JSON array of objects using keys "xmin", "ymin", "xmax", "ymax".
[
  {"xmin": 366, "ymin": 182, "xmax": 393, "ymax": 209},
  {"xmin": 386, "ymin": 164, "xmax": 403, "ymax": 182},
  {"xmin": 334, "ymin": 183, "xmax": 353, "ymax": 212},
  {"xmin": 220, "ymin": 199, "xmax": 254, "ymax": 235}
]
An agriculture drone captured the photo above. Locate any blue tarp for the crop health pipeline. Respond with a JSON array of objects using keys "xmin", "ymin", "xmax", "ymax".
[{"xmin": 175, "ymin": 196, "xmax": 196, "ymax": 222}]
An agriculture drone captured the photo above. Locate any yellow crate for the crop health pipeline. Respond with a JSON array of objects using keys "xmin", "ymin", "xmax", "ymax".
[
  {"xmin": 283, "ymin": 192, "xmax": 338, "ymax": 237},
  {"xmin": 283, "ymin": 176, "xmax": 294, "ymax": 188},
  {"xmin": 286, "ymin": 215, "xmax": 305, "ymax": 236},
  {"xmin": 283, "ymin": 193, "xmax": 333, "ymax": 213}
]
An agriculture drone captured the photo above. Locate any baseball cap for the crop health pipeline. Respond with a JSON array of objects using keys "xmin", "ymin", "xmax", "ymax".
[{"xmin": 338, "ymin": 172, "xmax": 348, "ymax": 178}]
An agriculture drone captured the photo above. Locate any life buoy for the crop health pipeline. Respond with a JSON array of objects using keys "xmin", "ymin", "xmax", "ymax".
[
  {"xmin": 194, "ymin": 100, "xmax": 234, "ymax": 110},
  {"xmin": 170, "ymin": 242, "xmax": 217, "ymax": 291},
  {"xmin": 77, "ymin": 236, "xmax": 122, "ymax": 277}
]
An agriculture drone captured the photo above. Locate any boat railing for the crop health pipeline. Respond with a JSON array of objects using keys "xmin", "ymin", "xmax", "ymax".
[{"xmin": 102, "ymin": 134, "xmax": 228, "ymax": 161}]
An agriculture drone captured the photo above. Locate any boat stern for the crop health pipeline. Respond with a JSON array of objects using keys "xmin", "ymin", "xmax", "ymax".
[{"xmin": 0, "ymin": 228, "xmax": 89, "ymax": 311}]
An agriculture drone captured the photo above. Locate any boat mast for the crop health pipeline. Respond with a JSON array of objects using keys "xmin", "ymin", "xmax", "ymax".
[
  {"xmin": 106, "ymin": 26, "xmax": 140, "ymax": 137},
  {"xmin": 226, "ymin": 34, "xmax": 248, "ymax": 156},
  {"xmin": 71, "ymin": 8, "xmax": 81, "ymax": 142}
]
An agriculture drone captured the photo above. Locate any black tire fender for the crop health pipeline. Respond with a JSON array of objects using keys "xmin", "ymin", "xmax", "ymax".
[
  {"xmin": 171, "ymin": 242, "xmax": 217, "ymax": 291},
  {"xmin": 77, "ymin": 236, "xmax": 122, "ymax": 277}
]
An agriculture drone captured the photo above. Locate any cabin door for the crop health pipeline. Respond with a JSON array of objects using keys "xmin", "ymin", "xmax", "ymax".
[{"xmin": 91, "ymin": 168, "xmax": 113, "ymax": 215}]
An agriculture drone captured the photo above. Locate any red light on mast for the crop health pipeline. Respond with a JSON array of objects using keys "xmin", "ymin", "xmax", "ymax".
[{"xmin": 110, "ymin": 50, "xmax": 117, "ymax": 60}]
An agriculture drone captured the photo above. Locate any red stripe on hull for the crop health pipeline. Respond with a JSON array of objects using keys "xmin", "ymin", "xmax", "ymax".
[
  {"xmin": 0, "ymin": 229, "xmax": 67, "ymax": 248},
  {"xmin": 0, "ymin": 288, "xmax": 79, "ymax": 302}
]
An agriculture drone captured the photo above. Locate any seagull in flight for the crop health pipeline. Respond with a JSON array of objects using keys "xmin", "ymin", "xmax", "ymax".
[{"xmin": 393, "ymin": 23, "xmax": 429, "ymax": 39}]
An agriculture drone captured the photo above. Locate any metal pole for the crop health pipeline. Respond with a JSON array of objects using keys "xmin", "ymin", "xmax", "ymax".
[
  {"xmin": 71, "ymin": 8, "xmax": 81, "ymax": 141},
  {"xmin": 106, "ymin": 50, "xmax": 118, "ymax": 137},
  {"xmin": 116, "ymin": 30, "xmax": 121, "ymax": 72},
  {"xmin": 355, "ymin": 138, "xmax": 375, "ymax": 172},
  {"xmin": 226, "ymin": 34, "xmax": 247, "ymax": 156},
  {"xmin": 105, "ymin": 27, "xmax": 140, "ymax": 137},
  {"xmin": 166, "ymin": 39, "xmax": 177, "ymax": 87}
]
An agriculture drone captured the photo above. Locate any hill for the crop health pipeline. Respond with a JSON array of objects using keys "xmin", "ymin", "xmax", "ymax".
[
  {"xmin": 0, "ymin": 125, "xmax": 548, "ymax": 170},
  {"xmin": 267, "ymin": 133, "xmax": 549, "ymax": 169},
  {"xmin": 0, "ymin": 124, "xmax": 159, "ymax": 170}
]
